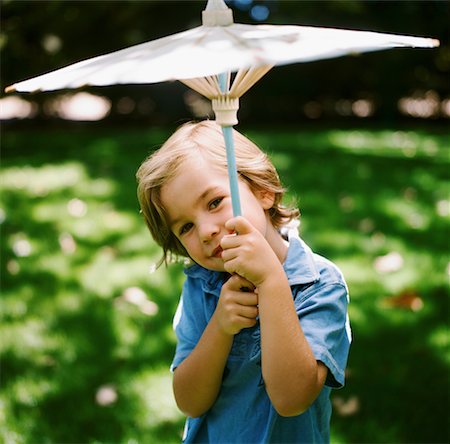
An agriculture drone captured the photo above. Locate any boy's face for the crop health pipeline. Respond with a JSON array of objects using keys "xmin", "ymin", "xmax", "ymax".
[{"xmin": 160, "ymin": 156, "xmax": 272, "ymax": 272}]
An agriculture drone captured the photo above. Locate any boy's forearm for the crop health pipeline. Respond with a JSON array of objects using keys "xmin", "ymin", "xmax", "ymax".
[
  {"xmin": 173, "ymin": 313, "xmax": 233, "ymax": 418},
  {"xmin": 258, "ymin": 270, "xmax": 326, "ymax": 417}
]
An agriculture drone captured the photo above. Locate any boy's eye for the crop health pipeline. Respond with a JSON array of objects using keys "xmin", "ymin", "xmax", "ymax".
[
  {"xmin": 179, "ymin": 222, "xmax": 193, "ymax": 236},
  {"xmin": 209, "ymin": 197, "xmax": 223, "ymax": 210}
]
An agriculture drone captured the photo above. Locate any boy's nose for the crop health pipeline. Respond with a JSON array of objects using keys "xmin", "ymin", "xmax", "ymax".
[{"xmin": 199, "ymin": 223, "xmax": 219, "ymax": 243}]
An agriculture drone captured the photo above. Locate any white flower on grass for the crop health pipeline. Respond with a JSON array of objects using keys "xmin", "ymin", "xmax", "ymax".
[
  {"xmin": 121, "ymin": 286, "xmax": 159, "ymax": 316},
  {"xmin": 95, "ymin": 384, "xmax": 118, "ymax": 406},
  {"xmin": 12, "ymin": 234, "xmax": 32, "ymax": 257},
  {"xmin": 374, "ymin": 251, "xmax": 404, "ymax": 274},
  {"xmin": 67, "ymin": 198, "xmax": 87, "ymax": 217}
]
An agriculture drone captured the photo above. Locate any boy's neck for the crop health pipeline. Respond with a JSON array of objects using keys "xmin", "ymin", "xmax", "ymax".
[{"xmin": 266, "ymin": 221, "xmax": 289, "ymax": 265}]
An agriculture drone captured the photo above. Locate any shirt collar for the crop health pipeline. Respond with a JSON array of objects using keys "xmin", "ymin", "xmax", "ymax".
[
  {"xmin": 184, "ymin": 224, "xmax": 319, "ymax": 295},
  {"xmin": 283, "ymin": 227, "xmax": 320, "ymax": 285},
  {"xmin": 184, "ymin": 264, "xmax": 228, "ymax": 296}
]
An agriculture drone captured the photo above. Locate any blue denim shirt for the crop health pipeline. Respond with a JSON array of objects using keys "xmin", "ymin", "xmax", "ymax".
[{"xmin": 171, "ymin": 226, "xmax": 351, "ymax": 443}]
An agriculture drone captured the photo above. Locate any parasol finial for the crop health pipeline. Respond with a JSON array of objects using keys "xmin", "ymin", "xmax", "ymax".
[
  {"xmin": 202, "ymin": 0, "xmax": 234, "ymax": 27},
  {"xmin": 212, "ymin": 96, "xmax": 240, "ymax": 126}
]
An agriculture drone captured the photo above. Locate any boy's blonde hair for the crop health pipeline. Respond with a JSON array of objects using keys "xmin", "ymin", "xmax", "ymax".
[{"xmin": 136, "ymin": 120, "xmax": 299, "ymax": 265}]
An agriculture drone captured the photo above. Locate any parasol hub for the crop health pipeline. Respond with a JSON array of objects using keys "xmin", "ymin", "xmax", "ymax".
[
  {"xmin": 212, "ymin": 96, "xmax": 239, "ymax": 126},
  {"xmin": 202, "ymin": 0, "xmax": 234, "ymax": 26}
]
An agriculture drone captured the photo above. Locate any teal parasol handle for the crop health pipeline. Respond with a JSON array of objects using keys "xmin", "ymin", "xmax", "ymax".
[
  {"xmin": 218, "ymin": 72, "xmax": 242, "ymax": 217},
  {"xmin": 221, "ymin": 125, "xmax": 242, "ymax": 216}
]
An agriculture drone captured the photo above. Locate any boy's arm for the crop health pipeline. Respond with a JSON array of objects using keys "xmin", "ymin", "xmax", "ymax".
[
  {"xmin": 173, "ymin": 275, "xmax": 258, "ymax": 418},
  {"xmin": 172, "ymin": 313, "xmax": 233, "ymax": 418},
  {"xmin": 257, "ymin": 271, "xmax": 328, "ymax": 416},
  {"xmin": 221, "ymin": 217, "xmax": 328, "ymax": 417}
]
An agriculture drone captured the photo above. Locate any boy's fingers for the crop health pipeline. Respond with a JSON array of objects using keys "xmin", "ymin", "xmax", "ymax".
[
  {"xmin": 235, "ymin": 291, "xmax": 258, "ymax": 306},
  {"xmin": 224, "ymin": 277, "xmax": 258, "ymax": 305},
  {"xmin": 236, "ymin": 317, "xmax": 257, "ymax": 330},
  {"xmin": 227, "ymin": 274, "xmax": 255, "ymax": 292},
  {"xmin": 238, "ymin": 305, "xmax": 259, "ymax": 320},
  {"xmin": 220, "ymin": 235, "xmax": 238, "ymax": 251},
  {"xmin": 225, "ymin": 216, "xmax": 253, "ymax": 235}
]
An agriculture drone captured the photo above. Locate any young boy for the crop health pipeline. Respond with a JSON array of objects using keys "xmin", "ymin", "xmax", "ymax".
[{"xmin": 136, "ymin": 120, "xmax": 351, "ymax": 443}]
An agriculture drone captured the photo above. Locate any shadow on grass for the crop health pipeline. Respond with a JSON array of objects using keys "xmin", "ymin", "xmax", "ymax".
[{"xmin": 1, "ymin": 124, "xmax": 448, "ymax": 443}]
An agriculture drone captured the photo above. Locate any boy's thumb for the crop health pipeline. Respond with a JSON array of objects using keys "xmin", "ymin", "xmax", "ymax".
[{"xmin": 225, "ymin": 216, "xmax": 252, "ymax": 235}]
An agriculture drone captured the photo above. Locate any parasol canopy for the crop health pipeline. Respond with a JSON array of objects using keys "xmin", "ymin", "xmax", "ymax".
[
  {"xmin": 5, "ymin": 0, "xmax": 440, "ymax": 216},
  {"xmin": 6, "ymin": 1, "xmax": 439, "ymax": 94}
]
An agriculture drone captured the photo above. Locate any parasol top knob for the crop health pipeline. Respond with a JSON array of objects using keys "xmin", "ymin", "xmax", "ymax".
[
  {"xmin": 212, "ymin": 96, "xmax": 239, "ymax": 126},
  {"xmin": 202, "ymin": 0, "xmax": 234, "ymax": 26}
]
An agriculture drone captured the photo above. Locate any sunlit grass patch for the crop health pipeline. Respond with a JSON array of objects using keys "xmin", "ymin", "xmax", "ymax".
[
  {"xmin": 327, "ymin": 129, "xmax": 448, "ymax": 160},
  {"xmin": 428, "ymin": 326, "xmax": 450, "ymax": 365},
  {"xmin": 125, "ymin": 367, "xmax": 183, "ymax": 429},
  {"xmin": 1, "ymin": 162, "xmax": 86, "ymax": 194}
]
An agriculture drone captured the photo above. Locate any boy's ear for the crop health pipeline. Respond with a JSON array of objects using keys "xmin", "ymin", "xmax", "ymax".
[{"xmin": 256, "ymin": 189, "xmax": 275, "ymax": 210}]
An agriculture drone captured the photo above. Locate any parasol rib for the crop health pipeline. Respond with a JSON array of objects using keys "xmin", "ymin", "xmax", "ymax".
[
  {"xmin": 180, "ymin": 77, "xmax": 217, "ymax": 98},
  {"xmin": 229, "ymin": 66, "xmax": 273, "ymax": 97}
]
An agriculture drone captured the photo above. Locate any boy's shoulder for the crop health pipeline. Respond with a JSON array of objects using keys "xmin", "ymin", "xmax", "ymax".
[{"xmin": 284, "ymin": 227, "xmax": 347, "ymax": 289}]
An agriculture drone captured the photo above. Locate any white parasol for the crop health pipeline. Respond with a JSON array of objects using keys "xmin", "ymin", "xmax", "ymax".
[{"xmin": 6, "ymin": 0, "xmax": 439, "ymax": 215}]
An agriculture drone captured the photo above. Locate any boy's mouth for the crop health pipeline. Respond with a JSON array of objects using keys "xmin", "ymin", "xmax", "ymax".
[{"xmin": 211, "ymin": 245, "xmax": 223, "ymax": 258}]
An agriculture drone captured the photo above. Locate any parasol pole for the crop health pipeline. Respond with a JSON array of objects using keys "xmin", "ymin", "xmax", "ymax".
[
  {"xmin": 218, "ymin": 72, "xmax": 242, "ymax": 217},
  {"xmin": 222, "ymin": 125, "xmax": 242, "ymax": 217}
]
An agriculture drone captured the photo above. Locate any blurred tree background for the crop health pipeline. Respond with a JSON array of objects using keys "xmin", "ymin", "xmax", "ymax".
[
  {"xmin": 1, "ymin": 1, "xmax": 449, "ymax": 443},
  {"xmin": 1, "ymin": 0, "xmax": 449, "ymax": 124}
]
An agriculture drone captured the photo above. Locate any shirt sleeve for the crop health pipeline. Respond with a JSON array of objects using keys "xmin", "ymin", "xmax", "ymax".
[
  {"xmin": 170, "ymin": 277, "xmax": 209, "ymax": 372},
  {"xmin": 293, "ymin": 279, "xmax": 351, "ymax": 388}
]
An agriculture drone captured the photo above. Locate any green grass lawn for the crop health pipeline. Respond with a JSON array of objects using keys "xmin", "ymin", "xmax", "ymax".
[{"xmin": 1, "ymin": 124, "xmax": 448, "ymax": 443}]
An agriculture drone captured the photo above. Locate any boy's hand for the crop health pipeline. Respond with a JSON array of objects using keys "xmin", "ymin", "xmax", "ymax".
[
  {"xmin": 220, "ymin": 216, "xmax": 281, "ymax": 287},
  {"xmin": 214, "ymin": 274, "xmax": 258, "ymax": 336}
]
